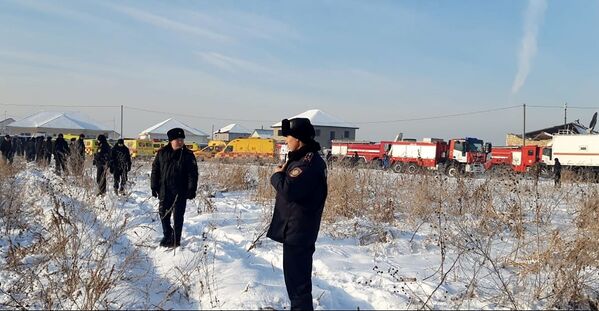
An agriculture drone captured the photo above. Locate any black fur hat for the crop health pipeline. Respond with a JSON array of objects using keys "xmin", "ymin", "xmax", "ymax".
[
  {"xmin": 281, "ymin": 118, "xmax": 315, "ymax": 143},
  {"xmin": 167, "ymin": 128, "xmax": 185, "ymax": 141}
]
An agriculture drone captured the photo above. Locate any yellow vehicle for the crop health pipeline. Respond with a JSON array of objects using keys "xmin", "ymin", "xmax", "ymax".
[
  {"xmin": 152, "ymin": 141, "xmax": 168, "ymax": 155},
  {"xmin": 63, "ymin": 134, "xmax": 81, "ymax": 141},
  {"xmin": 195, "ymin": 140, "xmax": 226, "ymax": 161},
  {"xmin": 215, "ymin": 138, "xmax": 276, "ymax": 160},
  {"xmin": 124, "ymin": 139, "xmax": 154, "ymax": 158},
  {"xmin": 185, "ymin": 142, "xmax": 201, "ymax": 153},
  {"xmin": 84, "ymin": 139, "xmax": 99, "ymax": 155}
]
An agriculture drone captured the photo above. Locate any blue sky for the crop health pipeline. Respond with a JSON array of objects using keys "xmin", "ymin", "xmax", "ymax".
[{"xmin": 1, "ymin": 0, "xmax": 598, "ymax": 144}]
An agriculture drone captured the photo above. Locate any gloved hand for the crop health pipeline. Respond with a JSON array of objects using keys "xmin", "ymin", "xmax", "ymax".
[
  {"xmin": 187, "ymin": 192, "xmax": 196, "ymax": 200},
  {"xmin": 152, "ymin": 190, "xmax": 158, "ymax": 198}
]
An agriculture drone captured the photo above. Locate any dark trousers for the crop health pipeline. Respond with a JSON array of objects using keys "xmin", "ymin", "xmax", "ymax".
[
  {"xmin": 96, "ymin": 165, "xmax": 108, "ymax": 194},
  {"xmin": 283, "ymin": 243, "xmax": 315, "ymax": 311},
  {"xmin": 113, "ymin": 170, "xmax": 128, "ymax": 192},
  {"xmin": 159, "ymin": 193, "xmax": 187, "ymax": 244},
  {"xmin": 554, "ymin": 172, "xmax": 561, "ymax": 187},
  {"xmin": 55, "ymin": 156, "xmax": 67, "ymax": 175}
]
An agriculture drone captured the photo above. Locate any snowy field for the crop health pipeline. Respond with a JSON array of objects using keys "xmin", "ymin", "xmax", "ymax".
[{"xmin": 1, "ymin": 160, "xmax": 598, "ymax": 310}]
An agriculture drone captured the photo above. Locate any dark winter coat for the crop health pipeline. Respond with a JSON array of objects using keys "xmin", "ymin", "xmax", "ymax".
[
  {"xmin": 76, "ymin": 139, "xmax": 85, "ymax": 158},
  {"xmin": 53, "ymin": 137, "xmax": 70, "ymax": 159},
  {"xmin": 93, "ymin": 141, "xmax": 111, "ymax": 167},
  {"xmin": 267, "ymin": 141, "xmax": 328, "ymax": 246},
  {"xmin": 110, "ymin": 144, "xmax": 131, "ymax": 173},
  {"xmin": 45, "ymin": 139, "xmax": 53, "ymax": 157},
  {"xmin": 151, "ymin": 144, "xmax": 198, "ymax": 200},
  {"xmin": 0, "ymin": 139, "xmax": 12, "ymax": 158}
]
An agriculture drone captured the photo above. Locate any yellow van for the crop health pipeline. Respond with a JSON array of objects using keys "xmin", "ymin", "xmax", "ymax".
[
  {"xmin": 215, "ymin": 138, "xmax": 276, "ymax": 160},
  {"xmin": 124, "ymin": 139, "xmax": 154, "ymax": 158},
  {"xmin": 195, "ymin": 140, "xmax": 226, "ymax": 160},
  {"xmin": 84, "ymin": 139, "xmax": 99, "ymax": 155},
  {"xmin": 152, "ymin": 141, "xmax": 168, "ymax": 155}
]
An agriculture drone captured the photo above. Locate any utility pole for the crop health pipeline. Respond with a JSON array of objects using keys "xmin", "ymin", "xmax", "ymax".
[
  {"xmin": 523, "ymin": 103, "xmax": 526, "ymax": 146},
  {"xmin": 211, "ymin": 125, "xmax": 214, "ymax": 140},
  {"xmin": 120, "ymin": 105, "xmax": 124, "ymax": 138},
  {"xmin": 564, "ymin": 102, "xmax": 567, "ymax": 128}
]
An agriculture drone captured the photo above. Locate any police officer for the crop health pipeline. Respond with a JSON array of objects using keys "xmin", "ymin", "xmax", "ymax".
[
  {"xmin": 0, "ymin": 135, "xmax": 14, "ymax": 164},
  {"xmin": 554, "ymin": 158, "xmax": 562, "ymax": 187},
  {"xmin": 93, "ymin": 135, "xmax": 111, "ymax": 195},
  {"xmin": 110, "ymin": 139, "xmax": 131, "ymax": 195},
  {"xmin": 267, "ymin": 118, "xmax": 327, "ymax": 310},
  {"xmin": 54, "ymin": 133, "xmax": 70, "ymax": 175},
  {"xmin": 151, "ymin": 128, "xmax": 198, "ymax": 248}
]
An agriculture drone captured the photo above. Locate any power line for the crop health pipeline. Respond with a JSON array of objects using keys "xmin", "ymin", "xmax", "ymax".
[
  {"xmin": 124, "ymin": 106, "xmax": 278, "ymax": 123},
  {"xmin": 353, "ymin": 105, "xmax": 521, "ymax": 124},
  {"xmin": 0, "ymin": 102, "xmax": 120, "ymax": 108}
]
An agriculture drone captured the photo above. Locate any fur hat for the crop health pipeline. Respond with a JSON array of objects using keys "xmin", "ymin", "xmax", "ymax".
[
  {"xmin": 281, "ymin": 118, "xmax": 315, "ymax": 143},
  {"xmin": 167, "ymin": 128, "xmax": 185, "ymax": 141}
]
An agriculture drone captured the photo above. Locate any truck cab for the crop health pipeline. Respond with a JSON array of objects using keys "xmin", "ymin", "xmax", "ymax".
[{"xmin": 447, "ymin": 137, "xmax": 489, "ymax": 175}]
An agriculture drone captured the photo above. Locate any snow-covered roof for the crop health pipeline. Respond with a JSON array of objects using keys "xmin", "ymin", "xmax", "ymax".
[
  {"xmin": 140, "ymin": 118, "xmax": 208, "ymax": 137},
  {"xmin": 215, "ymin": 123, "xmax": 251, "ymax": 134},
  {"xmin": 251, "ymin": 129, "xmax": 274, "ymax": 138},
  {"xmin": 271, "ymin": 109, "xmax": 358, "ymax": 129},
  {"xmin": 8, "ymin": 112, "xmax": 110, "ymax": 131}
]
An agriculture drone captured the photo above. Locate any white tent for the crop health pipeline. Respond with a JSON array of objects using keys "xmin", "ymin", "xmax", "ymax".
[
  {"xmin": 139, "ymin": 118, "xmax": 209, "ymax": 145},
  {"xmin": 7, "ymin": 112, "xmax": 116, "ymax": 138}
]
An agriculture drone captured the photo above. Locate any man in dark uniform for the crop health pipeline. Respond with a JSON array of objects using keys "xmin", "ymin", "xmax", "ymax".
[
  {"xmin": 0, "ymin": 135, "xmax": 14, "ymax": 164},
  {"xmin": 110, "ymin": 139, "xmax": 131, "ymax": 195},
  {"xmin": 44, "ymin": 136, "xmax": 53, "ymax": 165},
  {"xmin": 54, "ymin": 133, "xmax": 70, "ymax": 175},
  {"xmin": 151, "ymin": 128, "xmax": 198, "ymax": 248},
  {"xmin": 35, "ymin": 136, "xmax": 45, "ymax": 164},
  {"xmin": 554, "ymin": 158, "xmax": 562, "ymax": 188},
  {"xmin": 267, "ymin": 118, "xmax": 328, "ymax": 310},
  {"xmin": 93, "ymin": 135, "xmax": 112, "ymax": 195},
  {"xmin": 73, "ymin": 134, "xmax": 86, "ymax": 175}
]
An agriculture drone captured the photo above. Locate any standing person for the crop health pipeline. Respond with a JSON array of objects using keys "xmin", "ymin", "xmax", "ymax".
[
  {"xmin": 325, "ymin": 150, "xmax": 333, "ymax": 169},
  {"xmin": 93, "ymin": 135, "xmax": 111, "ymax": 196},
  {"xmin": 151, "ymin": 128, "xmax": 198, "ymax": 248},
  {"xmin": 26, "ymin": 137, "xmax": 36, "ymax": 162},
  {"xmin": 110, "ymin": 139, "xmax": 131, "ymax": 195},
  {"xmin": 554, "ymin": 158, "xmax": 562, "ymax": 188},
  {"xmin": 0, "ymin": 135, "xmax": 14, "ymax": 164},
  {"xmin": 267, "ymin": 118, "xmax": 327, "ymax": 310},
  {"xmin": 53, "ymin": 133, "xmax": 70, "ymax": 175},
  {"xmin": 35, "ymin": 136, "xmax": 44, "ymax": 164},
  {"xmin": 72, "ymin": 134, "xmax": 86, "ymax": 175},
  {"xmin": 44, "ymin": 137, "xmax": 53, "ymax": 165}
]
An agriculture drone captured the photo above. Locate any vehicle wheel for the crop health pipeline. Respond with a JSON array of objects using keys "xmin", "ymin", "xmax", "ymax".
[
  {"xmin": 392, "ymin": 162, "xmax": 403, "ymax": 173},
  {"xmin": 539, "ymin": 165, "xmax": 552, "ymax": 179},
  {"xmin": 446, "ymin": 166, "xmax": 460, "ymax": 177},
  {"xmin": 406, "ymin": 163, "xmax": 419, "ymax": 174}
]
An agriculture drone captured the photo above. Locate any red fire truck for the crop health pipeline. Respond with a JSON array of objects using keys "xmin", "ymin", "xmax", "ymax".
[
  {"xmin": 484, "ymin": 145, "xmax": 545, "ymax": 173},
  {"xmin": 385, "ymin": 137, "xmax": 490, "ymax": 176},
  {"xmin": 330, "ymin": 140, "xmax": 385, "ymax": 167},
  {"xmin": 331, "ymin": 137, "xmax": 490, "ymax": 176}
]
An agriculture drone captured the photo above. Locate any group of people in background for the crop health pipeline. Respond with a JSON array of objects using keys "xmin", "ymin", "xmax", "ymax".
[
  {"xmin": 0, "ymin": 133, "xmax": 132, "ymax": 196},
  {"xmin": 0, "ymin": 133, "xmax": 83, "ymax": 175}
]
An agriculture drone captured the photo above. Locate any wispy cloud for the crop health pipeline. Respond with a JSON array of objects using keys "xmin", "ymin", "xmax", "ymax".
[
  {"xmin": 110, "ymin": 5, "xmax": 232, "ymax": 43},
  {"xmin": 511, "ymin": 0, "xmax": 547, "ymax": 94},
  {"xmin": 196, "ymin": 52, "xmax": 273, "ymax": 74}
]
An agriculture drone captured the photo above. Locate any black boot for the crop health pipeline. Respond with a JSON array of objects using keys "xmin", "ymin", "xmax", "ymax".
[{"xmin": 159, "ymin": 236, "xmax": 173, "ymax": 247}]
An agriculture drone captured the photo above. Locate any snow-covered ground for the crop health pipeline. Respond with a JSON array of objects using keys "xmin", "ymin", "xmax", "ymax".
[{"xmin": 1, "ymin": 161, "xmax": 597, "ymax": 310}]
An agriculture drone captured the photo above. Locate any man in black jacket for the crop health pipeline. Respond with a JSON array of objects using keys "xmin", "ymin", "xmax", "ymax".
[
  {"xmin": 267, "ymin": 118, "xmax": 327, "ymax": 311},
  {"xmin": 110, "ymin": 139, "xmax": 131, "ymax": 195},
  {"xmin": 0, "ymin": 135, "xmax": 14, "ymax": 164},
  {"xmin": 44, "ymin": 137, "xmax": 53, "ymax": 165},
  {"xmin": 151, "ymin": 128, "xmax": 198, "ymax": 248},
  {"xmin": 71, "ymin": 134, "xmax": 86, "ymax": 175},
  {"xmin": 54, "ymin": 133, "xmax": 70, "ymax": 175},
  {"xmin": 93, "ymin": 135, "xmax": 112, "ymax": 195}
]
